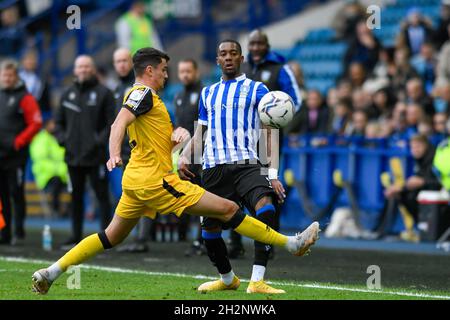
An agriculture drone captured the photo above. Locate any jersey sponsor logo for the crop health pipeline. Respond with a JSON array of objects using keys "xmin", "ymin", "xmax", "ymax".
[{"xmin": 261, "ymin": 70, "xmax": 271, "ymax": 82}]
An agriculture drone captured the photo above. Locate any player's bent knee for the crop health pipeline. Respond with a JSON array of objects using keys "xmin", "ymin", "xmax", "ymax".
[
  {"xmin": 255, "ymin": 196, "xmax": 273, "ymax": 211},
  {"xmin": 220, "ymin": 200, "xmax": 239, "ymax": 222},
  {"xmin": 98, "ymin": 230, "xmax": 113, "ymax": 249}
]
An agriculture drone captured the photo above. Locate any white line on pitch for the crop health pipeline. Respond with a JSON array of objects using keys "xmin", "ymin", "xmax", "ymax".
[{"xmin": 2, "ymin": 256, "xmax": 449, "ymax": 300}]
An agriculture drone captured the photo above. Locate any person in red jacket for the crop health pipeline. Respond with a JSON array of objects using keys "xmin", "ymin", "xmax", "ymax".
[{"xmin": 0, "ymin": 59, "xmax": 42, "ymax": 245}]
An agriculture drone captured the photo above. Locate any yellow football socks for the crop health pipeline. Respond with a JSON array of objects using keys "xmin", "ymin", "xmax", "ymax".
[
  {"xmin": 234, "ymin": 215, "xmax": 288, "ymax": 247},
  {"xmin": 57, "ymin": 234, "xmax": 105, "ymax": 271}
]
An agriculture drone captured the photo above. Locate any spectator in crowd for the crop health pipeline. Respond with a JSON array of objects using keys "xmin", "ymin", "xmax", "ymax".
[
  {"xmin": 19, "ymin": 49, "xmax": 52, "ymax": 117},
  {"xmin": 115, "ymin": 1, "xmax": 162, "ymax": 54},
  {"xmin": 399, "ymin": 8, "xmax": 434, "ymax": 57},
  {"xmin": 0, "ymin": 59, "xmax": 42, "ymax": 245},
  {"xmin": 417, "ymin": 117, "xmax": 433, "ymax": 137},
  {"xmin": 431, "ymin": 112, "xmax": 449, "ymax": 144},
  {"xmin": 344, "ymin": 20, "xmax": 381, "ymax": 73},
  {"xmin": 327, "ymin": 87, "xmax": 339, "ymax": 110},
  {"xmin": 112, "ymin": 48, "xmax": 134, "ymax": 168},
  {"xmin": 55, "ymin": 55, "xmax": 115, "ymax": 248},
  {"xmin": 346, "ymin": 109, "xmax": 368, "ymax": 137},
  {"xmin": 29, "ymin": 117, "xmax": 68, "ymax": 217},
  {"xmin": 410, "ymin": 42, "xmax": 437, "ymax": 94},
  {"xmin": 241, "ymin": 29, "xmax": 302, "ymax": 110},
  {"xmin": 286, "ymin": 90, "xmax": 329, "ymax": 135},
  {"xmin": 371, "ymin": 47, "xmax": 395, "ymax": 82},
  {"xmin": 431, "ymin": 84, "xmax": 450, "ymax": 117},
  {"xmin": 346, "ymin": 62, "xmax": 367, "ymax": 89},
  {"xmin": 405, "ymin": 103, "xmax": 423, "ymax": 139},
  {"xmin": 332, "ymin": 0, "xmax": 367, "ymax": 41},
  {"xmin": 433, "ymin": 133, "xmax": 450, "ymax": 192},
  {"xmin": 432, "ymin": 0, "xmax": 450, "ymax": 50},
  {"xmin": 330, "ymin": 98, "xmax": 352, "ymax": 136},
  {"xmin": 371, "ymin": 87, "xmax": 395, "ymax": 121},
  {"xmin": 388, "ymin": 102, "xmax": 408, "ymax": 145},
  {"xmin": 389, "ymin": 47, "xmax": 418, "ymax": 100},
  {"xmin": 405, "ymin": 77, "xmax": 434, "ymax": 117},
  {"xmin": 365, "ymin": 121, "xmax": 382, "ymax": 139},
  {"xmin": 0, "ymin": 5, "xmax": 28, "ymax": 59},
  {"xmin": 287, "ymin": 60, "xmax": 305, "ymax": 93},
  {"xmin": 336, "ymin": 79, "xmax": 353, "ymax": 100},
  {"xmin": 173, "ymin": 58, "xmax": 205, "ymax": 255},
  {"xmin": 434, "ymin": 24, "xmax": 450, "ymax": 87},
  {"xmin": 384, "ymin": 134, "xmax": 441, "ymax": 223},
  {"xmin": 351, "ymin": 88, "xmax": 372, "ymax": 114}
]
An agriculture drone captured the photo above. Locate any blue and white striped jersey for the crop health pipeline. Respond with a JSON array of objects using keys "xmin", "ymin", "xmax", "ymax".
[{"xmin": 198, "ymin": 74, "xmax": 269, "ymax": 169}]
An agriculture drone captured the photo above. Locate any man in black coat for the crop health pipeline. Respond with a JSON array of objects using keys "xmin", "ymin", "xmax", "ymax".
[
  {"xmin": 55, "ymin": 55, "xmax": 115, "ymax": 248},
  {"xmin": 174, "ymin": 58, "xmax": 204, "ymax": 253}
]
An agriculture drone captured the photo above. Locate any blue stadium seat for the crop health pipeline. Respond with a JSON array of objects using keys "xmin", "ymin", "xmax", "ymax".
[{"xmin": 303, "ymin": 28, "xmax": 336, "ymax": 43}]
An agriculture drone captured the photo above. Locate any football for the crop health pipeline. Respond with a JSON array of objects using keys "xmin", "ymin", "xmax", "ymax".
[{"xmin": 258, "ymin": 91, "xmax": 295, "ymax": 128}]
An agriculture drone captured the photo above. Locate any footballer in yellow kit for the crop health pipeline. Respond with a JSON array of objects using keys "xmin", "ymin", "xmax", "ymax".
[{"xmin": 116, "ymin": 84, "xmax": 205, "ymax": 220}]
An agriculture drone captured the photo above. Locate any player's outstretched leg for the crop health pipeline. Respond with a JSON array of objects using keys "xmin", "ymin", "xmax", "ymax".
[
  {"xmin": 31, "ymin": 215, "xmax": 139, "ymax": 295},
  {"xmin": 185, "ymin": 191, "xmax": 320, "ymax": 258}
]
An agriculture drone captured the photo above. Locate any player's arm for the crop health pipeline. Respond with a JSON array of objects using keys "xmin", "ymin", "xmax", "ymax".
[
  {"xmin": 178, "ymin": 88, "xmax": 208, "ymax": 180},
  {"xmin": 264, "ymin": 123, "xmax": 286, "ymax": 203},
  {"xmin": 178, "ymin": 123, "xmax": 206, "ymax": 180},
  {"xmin": 107, "ymin": 108, "xmax": 136, "ymax": 171},
  {"xmin": 257, "ymin": 82, "xmax": 286, "ymax": 203},
  {"xmin": 107, "ymin": 87, "xmax": 153, "ymax": 171}
]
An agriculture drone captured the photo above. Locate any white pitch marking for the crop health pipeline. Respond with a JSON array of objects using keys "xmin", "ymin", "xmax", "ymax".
[{"xmin": 1, "ymin": 256, "xmax": 449, "ymax": 300}]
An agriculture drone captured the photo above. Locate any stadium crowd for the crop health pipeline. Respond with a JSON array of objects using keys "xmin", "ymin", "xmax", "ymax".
[{"xmin": 1, "ymin": 0, "xmax": 450, "ymax": 247}]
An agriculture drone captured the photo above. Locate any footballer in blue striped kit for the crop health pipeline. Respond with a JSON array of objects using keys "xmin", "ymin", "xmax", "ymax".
[{"xmin": 179, "ymin": 39, "xmax": 289, "ymax": 294}]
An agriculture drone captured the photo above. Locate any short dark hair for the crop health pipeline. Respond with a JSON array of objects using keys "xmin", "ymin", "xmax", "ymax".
[
  {"xmin": 217, "ymin": 39, "xmax": 242, "ymax": 55},
  {"xmin": 179, "ymin": 58, "xmax": 198, "ymax": 70},
  {"xmin": 410, "ymin": 133, "xmax": 429, "ymax": 145},
  {"xmin": 133, "ymin": 47, "xmax": 170, "ymax": 76}
]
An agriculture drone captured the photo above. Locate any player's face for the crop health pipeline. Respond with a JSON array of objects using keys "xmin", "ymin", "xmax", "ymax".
[
  {"xmin": 217, "ymin": 42, "xmax": 243, "ymax": 79},
  {"xmin": 248, "ymin": 35, "xmax": 269, "ymax": 64},
  {"xmin": 178, "ymin": 61, "xmax": 198, "ymax": 86},
  {"xmin": 0, "ymin": 68, "xmax": 18, "ymax": 89},
  {"xmin": 114, "ymin": 53, "xmax": 133, "ymax": 77},
  {"xmin": 151, "ymin": 58, "xmax": 169, "ymax": 90},
  {"xmin": 74, "ymin": 57, "xmax": 95, "ymax": 83}
]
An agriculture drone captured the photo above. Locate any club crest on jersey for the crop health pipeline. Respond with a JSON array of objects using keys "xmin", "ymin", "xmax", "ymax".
[
  {"xmin": 7, "ymin": 96, "xmax": 15, "ymax": 107},
  {"xmin": 190, "ymin": 92, "xmax": 199, "ymax": 105},
  {"xmin": 69, "ymin": 92, "xmax": 76, "ymax": 100},
  {"xmin": 87, "ymin": 91, "xmax": 97, "ymax": 106},
  {"xmin": 239, "ymin": 85, "xmax": 250, "ymax": 97},
  {"xmin": 261, "ymin": 70, "xmax": 271, "ymax": 82}
]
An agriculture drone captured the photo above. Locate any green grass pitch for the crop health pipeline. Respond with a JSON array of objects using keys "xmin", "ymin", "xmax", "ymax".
[{"xmin": 0, "ymin": 258, "xmax": 449, "ymax": 300}]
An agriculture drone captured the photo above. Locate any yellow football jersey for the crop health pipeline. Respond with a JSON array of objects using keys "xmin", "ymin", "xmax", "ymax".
[{"xmin": 121, "ymin": 84, "xmax": 174, "ymax": 189}]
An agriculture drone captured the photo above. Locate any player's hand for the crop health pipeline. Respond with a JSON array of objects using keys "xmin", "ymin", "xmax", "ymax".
[
  {"xmin": 107, "ymin": 156, "xmax": 123, "ymax": 172},
  {"xmin": 271, "ymin": 179, "xmax": 286, "ymax": 204},
  {"xmin": 172, "ymin": 127, "xmax": 191, "ymax": 145},
  {"xmin": 178, "ymin": 155, "xmax": 195, "ymax": 180},
  {"xmin": 406, "ymin": 176, "xmax": 425, "ymax": 190}
]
